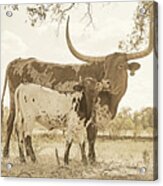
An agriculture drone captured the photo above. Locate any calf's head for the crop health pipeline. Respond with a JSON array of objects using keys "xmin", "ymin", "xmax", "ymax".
[{"xmin": 73, "ymin": 77, "xmax": 104, "ymax": 122}]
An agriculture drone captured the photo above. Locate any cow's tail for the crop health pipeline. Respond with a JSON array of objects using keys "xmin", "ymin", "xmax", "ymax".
[{"xmin": 1, "ymin": 70, "xmax": 8, "ymax": 124}]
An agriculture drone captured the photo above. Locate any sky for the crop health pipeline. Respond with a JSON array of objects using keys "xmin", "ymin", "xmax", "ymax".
[{"xmin": 0, "ymin": 2, "xmax": 154, "ymax": 111}]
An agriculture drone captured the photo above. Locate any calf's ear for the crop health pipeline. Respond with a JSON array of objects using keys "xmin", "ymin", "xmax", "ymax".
[
  {"xmin": 83, "ymin": 78, "xmax": 96, "ymax": 91},
  {"xmin": 73, "ymin": 84, "xmax": 83, "ymax": 92},
  {"xmin": 127, "ymin": 62, "xmax": 141, "ymax": 76}
]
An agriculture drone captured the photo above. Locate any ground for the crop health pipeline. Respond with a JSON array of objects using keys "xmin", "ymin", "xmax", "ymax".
[{"xmin": 1, "ymin": 131, "xmax": 155, "ymax": 180}]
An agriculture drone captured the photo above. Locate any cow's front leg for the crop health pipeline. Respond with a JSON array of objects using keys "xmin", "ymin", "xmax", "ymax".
[
  {"xmin": 25, "ymin": 135, "xmax": 36, "ymax": 162},
  {"xmin": 86, "ymin": 123, "xmax": 97, "ymax": 164},
  {"xmin": 64, "ymin": 140, "xmax": 72, "ymax": 165},
  {"xmin": 79, "ymin": 141, "xmax": 87, "ymax": 165}
]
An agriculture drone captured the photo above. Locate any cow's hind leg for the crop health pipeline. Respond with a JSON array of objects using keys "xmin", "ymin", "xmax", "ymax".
[
  {"xmin": 86, "ymin": 123, "xmax": 97, "ymax": 164},
  {"xmin": 15, "ymin": 128, "xmax": 26, "ymax": 163},
  {"xmin": 25, "ymin": 135, "xmax": 36, "ymax": 162},
  {"xmin": 64, "ymin": 140, "xmax": 72, "ymax": 165},
  {"xmin": 3, "ymin": 100, "xmax": 15, "ymax": 158},
  {"xmin": 79, "ymin": 141, "xmax": 87, "ymax": 165}
]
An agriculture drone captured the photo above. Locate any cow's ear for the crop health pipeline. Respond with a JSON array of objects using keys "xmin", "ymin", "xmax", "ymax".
[
  {"xmin": 127, "ymin": 62, "xmax": 141, "ymax": 76},
  {"xmin": 73, "ymin": 84, "xmax": 83, "ymax": 92}
]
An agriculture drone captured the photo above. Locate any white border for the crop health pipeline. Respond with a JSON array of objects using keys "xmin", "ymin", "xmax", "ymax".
[{"xmin": 0, "ymin": 0, "xmax": 162, "ymax": 185}]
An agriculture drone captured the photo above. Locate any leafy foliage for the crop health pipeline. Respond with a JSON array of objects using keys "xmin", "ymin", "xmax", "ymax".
[
  {"xmin": 26, "ymin": 3, "xmax": 75, "ymax": 35},
  {"xmin": 100, "ymin": 107, "xmax": 157, "ymax": 138},
  {"xmin": 4, "ymin": 2, "xmax": 153, "ymax": 51},
  {"xmin": 3, "ymin": 3, "xmax": 109, "ymax": 36},
  {"xmin": 118, "ymin": 1, "xmax": 153, "ymax": 53},
  {"xmin": 4, "ymin": 4, "xmax": 19, "ymax": 11}
]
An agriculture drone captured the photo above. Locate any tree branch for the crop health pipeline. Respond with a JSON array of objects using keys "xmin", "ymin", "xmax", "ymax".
[
  {"xmin": 119, "ymin": 1, "xmax": 153, "ymax": 53},
  {"xmin": 81, "ymin": 3, "xmax": 95, "ymax": 29}
]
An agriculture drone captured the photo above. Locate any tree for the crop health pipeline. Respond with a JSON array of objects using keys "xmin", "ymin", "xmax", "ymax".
[
  {"xmin": 118, "ymin": 1, "xmax": 154, "ymax": 53},
  {"xmin": 3, "ymin": 1, "xmax": 154, "ymax": 48},
  {"xmin": 4, "ymin": 1, "xmax": 156, "ymax": 55},
  {"xmin": 4, "ymin": 3, "xmax": 110, "ymax": 36},
  {"xmin": 105, "ymin": 107, "xmax": 155, "ymax": 138}
]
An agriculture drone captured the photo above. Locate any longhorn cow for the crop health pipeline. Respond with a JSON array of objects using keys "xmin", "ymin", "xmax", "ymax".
[{"xmin": 1, "ymin": 5, "xmax": 154, "ymax": 163}]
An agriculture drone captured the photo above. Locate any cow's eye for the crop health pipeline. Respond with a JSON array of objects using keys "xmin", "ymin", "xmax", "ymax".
[{"xmin": 118, "ymin": 64, "xmax": 124, "ymax": 69}]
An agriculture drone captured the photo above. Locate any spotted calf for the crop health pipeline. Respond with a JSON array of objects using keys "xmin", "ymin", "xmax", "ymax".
[{"xmin": 14, "ymin": 78, "xmax": 105, "ymax": 164}]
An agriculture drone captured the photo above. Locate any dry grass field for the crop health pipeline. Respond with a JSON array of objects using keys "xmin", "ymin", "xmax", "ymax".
[{"xmin": 1, "ymin": 130, "xmax": 155, "ymax": 180}]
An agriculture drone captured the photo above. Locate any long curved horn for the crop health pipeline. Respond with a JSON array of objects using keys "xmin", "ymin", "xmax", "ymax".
[
  {"xmin": 127, "ymin": 3, "xmax": 154, "ymax": 60},
  {"xmin": 66, "ymin": 16, "xmax": 106, "ymax": 63}
]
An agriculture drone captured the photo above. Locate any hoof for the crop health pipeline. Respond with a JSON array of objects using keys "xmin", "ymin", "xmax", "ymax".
[
  {"xmin": 3, "ymin": 147, "xmax": 9, "ymax": 158},
  {"xmin": 31, "ymin": 156, "xmax": 36, "ymax": 163},
  {"xmin": 3, "ymin": 146, "xmax": 9, "ymax": 158},
  {"xmin": 82, "ymin": 157, "xmax": 88, "ymax": 165},
  {"xmin": 20, "ymin": 157, "xmax": 26, "ymax": 163},
  {"xmin": 64, "ymin": 159, "xmax": 69, "ymax": 165},
  {"xmin": 64, "ymin": 161, "xmax": 69, "ymax": 165},
  {"xmin": 89, "ymin": 157, "xmax": 96, "ymax": 165},
  {"xmin": 20, "ymin": 159, "xmax": 26, "ymax": 163}
]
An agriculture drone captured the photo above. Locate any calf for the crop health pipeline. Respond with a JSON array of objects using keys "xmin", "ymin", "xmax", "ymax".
[{"xmin": 14, "ymin": 78, "xmax": 105, "ymax": 164}]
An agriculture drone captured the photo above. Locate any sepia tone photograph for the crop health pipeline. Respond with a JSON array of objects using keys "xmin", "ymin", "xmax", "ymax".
[{"xmin": 1, "ymin": 1, "xmax": 158, "ymax": 180}]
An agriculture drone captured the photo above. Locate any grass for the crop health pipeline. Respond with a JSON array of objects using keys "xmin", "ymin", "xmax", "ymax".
[{"xmin": 1, "ymin": 134, "xmax": 155, "ymax": 180}]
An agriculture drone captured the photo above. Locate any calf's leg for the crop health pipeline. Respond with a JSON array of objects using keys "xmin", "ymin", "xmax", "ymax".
[
  {"xmin": 25, "ymin": 135, "xmax": 36, "ymax": 162},
  {"xmin": 15, "ymin": 128, "xmax": 26, "ymax": 163},
  {"xmin": 64, "ymin": 140, "xmax": 72, "ymax": 165},
  {"xmin": 86, "ymin": 123, "xmax": 97, "ymax": 163},
  {"xmin": 79, "ymin": 141, "xmax": 87, "ymax": 165}
]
